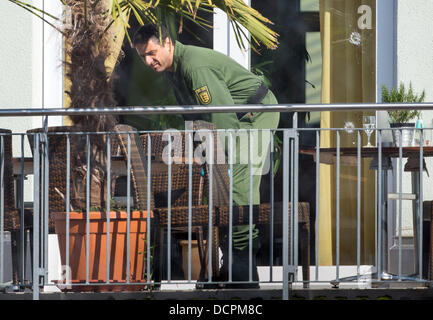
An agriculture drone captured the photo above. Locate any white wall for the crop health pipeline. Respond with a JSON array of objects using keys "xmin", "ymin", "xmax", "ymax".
[
  {"xmin": 213, "ymin": 1, "xmax": 250, "ymax": 69},
  {"xmin": 0, "ymin": 0, "xmax": 63, "ymax": 202},
  {"xmin": 395, "ymin": 0, "xmax": 433, "ymax": 236}
]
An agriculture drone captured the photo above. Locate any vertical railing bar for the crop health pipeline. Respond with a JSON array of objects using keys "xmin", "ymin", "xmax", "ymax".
[
  {"xmin": 126, "ymin": 133, "xmax": 131, "ymax": 284},
  {"xmin": 282, "ymin": 130, "xmax": 290, "ymax": 300},
  {"xmin": 0, "ymin": 135, "xmax": 4, "ymax": 285},
  {"xmin": 336, "ymin": 130, "xmax": 340, "ymax": 282},
  {"xmin": 43, "ymin": 134, "xmax": 49, "ymax": 285},
  {"xmin": 294, "ymin": 126, "xmax": 299, "ymax": 283},
  {"xmin": 146, "ymin": 133, "xmax": 151, "ymax": 284},
  {"xmin": 357, "ymin": 129, "xmax": 362, "ymax": 281},
  {"xmin": 377, "ymin": 129, "xmax": 382, "ymax": 281},
  {"xmin": 32, "ymin": 134, "xmax": 40, "ymax": 300},
  {"xmin": 290, "ymin": 138, "xmax": 294, "ymax": 268},
  {"xmin": 229, "ymin": 130, "xmax": 233, "ymax": 283},
  {"xmin": 86, "ymin": 134, "xmax": 90, "ymax": 285},
  {"xmin": 39, "ymin": 134, "xmax": 44, "ymax": 286},
  {"xmin": 249, "ymin": 130, "xmax": 253, "ymax": 283},
  {"xmin": 269, "ymin": 130, "xmax": 274, "ymax": 282},
  {"xmin": 39, "ymin": 133, "xmax": 45, "ymax": 287},
  {"xmin": 66, "ymin": 134, "xmax": 71, "ymax": 286},
  {"xmin": 291, "ymin": 113, "xmax": 297, "ymax": 275},
  {"xmin": 167, "ymin": 132, "xmax": 172, "ymax": 283},
  {"xmin": 398, "ymin": 129, "xmax": 403, "ymax": 280},
  {"xmin": 315, "ymin": 130, "xmax": 320, "ymax": 282},
  {"xmin": 20, "ymin": 134, "xmax": 25, "ymax": 284},
  {"xmin": 106, "ymin": 134, "xmax": 111, "ymax": 284},
  {"xmin": 419, "ymin": 130, "xmax": 424, "ymax": 280},
  {"xmin": 188, "ymin": 130, "xmax": 193, "ymax": 282},
  {"xmin": 208, "ymin": 130, "xmax": 214, "ymax": 283}
]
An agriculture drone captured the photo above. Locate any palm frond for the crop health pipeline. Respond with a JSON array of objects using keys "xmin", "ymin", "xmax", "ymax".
[
  {"xmin": 11, "ymin": 0, "xmax": 278, "ymax": 51},
  {"xmin": 113, "ymin": 0, "xmax": 278, "ymax": 50}
]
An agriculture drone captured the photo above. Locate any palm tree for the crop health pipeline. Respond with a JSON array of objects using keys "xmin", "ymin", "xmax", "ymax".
[{"xmin": 8, "ymin": 0, "xmax": 279, "ymax": 210}]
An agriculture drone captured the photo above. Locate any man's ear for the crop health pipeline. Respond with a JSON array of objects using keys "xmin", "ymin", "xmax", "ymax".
[{"xmin": 165, "ymin": 37, "xmax": 173, "ymax": 49}]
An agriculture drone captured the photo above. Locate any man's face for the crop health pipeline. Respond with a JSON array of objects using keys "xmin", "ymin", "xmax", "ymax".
[{"xmin": 135, "ymin": 37, "xmax": 174, "ymax": 73}]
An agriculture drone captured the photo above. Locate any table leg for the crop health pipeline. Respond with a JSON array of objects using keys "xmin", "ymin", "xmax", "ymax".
[
  {"xmin": 378, "ymin": 169, "xmax": 389, "ymax": 277},
  {"xmin": 411, "ymin": 172, "xmax": 421, "ymax": 278}
]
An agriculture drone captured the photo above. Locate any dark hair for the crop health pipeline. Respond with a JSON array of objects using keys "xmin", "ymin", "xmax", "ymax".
[{"xmin": 133, "ymin": 24, "xmax": 171, "ymax": 47}]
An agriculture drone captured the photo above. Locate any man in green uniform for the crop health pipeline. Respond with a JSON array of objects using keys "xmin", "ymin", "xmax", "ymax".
[{"xmin": 133, "ymin": 24, "xmax": 279, "ymax": 287}]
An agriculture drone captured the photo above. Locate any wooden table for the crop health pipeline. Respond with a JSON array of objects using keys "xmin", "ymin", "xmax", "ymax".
[{"xmin": 300, "ymin": 146, "xmax": 433, "ymax": 170}]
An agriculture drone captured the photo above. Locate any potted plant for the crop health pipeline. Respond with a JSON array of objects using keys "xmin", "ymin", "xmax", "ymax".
[
  {"xmin": 382, "ymin": 82, "xmax": 426, "ymax": 147},
  {"xmin": 53, "ymin": 206, "xmax": 154, "ymax": 292}
]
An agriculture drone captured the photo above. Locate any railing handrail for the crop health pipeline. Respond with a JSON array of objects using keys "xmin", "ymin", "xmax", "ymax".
[{"xmin": 1, "ymin": 102, "xmax": 433, "ymax": 116}]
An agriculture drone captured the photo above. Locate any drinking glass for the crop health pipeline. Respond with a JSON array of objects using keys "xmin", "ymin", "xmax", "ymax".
[
  {"xmin": 363, "ymin": 116, "xmax": 375, "ymax": 147},
  {"xmin": 344, "ymin": 121, "xmax": 356, "ymax": 145}
]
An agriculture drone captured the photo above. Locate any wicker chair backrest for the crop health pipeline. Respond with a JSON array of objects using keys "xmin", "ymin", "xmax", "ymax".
[
  {"xmin": 0, "ymin": 129, "xmax": 19, "ymax": 230},
  {"xmin": 140, "ymin": 131, "xmax": 204, "ymax": 208},
  {"xmin": 113, "ymin": 124, "xmax": 155, "ymax": 210}
]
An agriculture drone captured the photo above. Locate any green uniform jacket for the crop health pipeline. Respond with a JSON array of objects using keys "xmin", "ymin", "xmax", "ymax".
[{"xmin": 166, "ymin": 41, "xmax": 280, "ymax": 208}]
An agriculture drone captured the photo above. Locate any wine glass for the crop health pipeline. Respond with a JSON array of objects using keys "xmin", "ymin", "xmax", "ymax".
[
  {"xmin": 363, "ymin": 116, "xmax": 375, "ymax": 147},
  {"xmin": 344, "ymin": 121, "xmax": 356, "ymax": 145}
]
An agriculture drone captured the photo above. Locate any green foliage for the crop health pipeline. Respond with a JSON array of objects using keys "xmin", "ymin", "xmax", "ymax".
[
  {"xmin": 9, "ymin": 0, "xmax": 279, "ymax": 52},
  {"xmin": 382, "ymin": 82, "xmax": 426, "ymax": 123}
]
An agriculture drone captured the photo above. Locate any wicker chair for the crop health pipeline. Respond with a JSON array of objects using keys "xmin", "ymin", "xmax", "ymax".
[
  {"xmin": 1, "ymin": 129, "xmax": 33, "ymax": 289},
  {"xmin": 112, "ymin": 125, "xmax": 214, "ymax": 284},
  {"xmin": 138, "ymin": 129, "xmax": 214, "ymax": 281},
  {"xmin": 192, "ymin": 120, "xmax": 311, "ymax": 285},
  {"xmin": 136, "ymin": 121, "xmax": 311, "ymax": 285}
]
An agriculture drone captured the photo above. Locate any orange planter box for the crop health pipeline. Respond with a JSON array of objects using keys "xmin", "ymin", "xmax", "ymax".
[{"xmin": 53, "ymin": 210, "xmax": 154, "ymax": 292}]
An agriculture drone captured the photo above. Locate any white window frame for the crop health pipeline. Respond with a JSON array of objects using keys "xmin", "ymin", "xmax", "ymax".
[{"xmin": 213, "ymin": 0, "xmax": 251, "ymax": 70}]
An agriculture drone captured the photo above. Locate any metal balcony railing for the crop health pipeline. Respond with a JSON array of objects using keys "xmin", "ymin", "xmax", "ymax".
[{"xmin": 1, "ymin": 103, "xmax": 433, "ymax": 300}]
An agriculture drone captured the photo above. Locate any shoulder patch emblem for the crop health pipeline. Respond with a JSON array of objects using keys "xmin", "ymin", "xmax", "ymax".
[{"xmin": 195, "ymin": 86, "xmax": 212, "ymax": 105}]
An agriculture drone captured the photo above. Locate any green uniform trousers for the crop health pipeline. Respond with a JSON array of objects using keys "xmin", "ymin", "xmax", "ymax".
[{"xmin": 212, "ymin": 91, "xmax": 279, "ymax": 250}]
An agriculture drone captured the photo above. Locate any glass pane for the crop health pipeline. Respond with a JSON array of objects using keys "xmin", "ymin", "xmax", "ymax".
[
  {"xmin": 300, "ymin": 0, "xmax": 319, "ymax": 12},
  {"xmin": 251, "ymin": 0, "xmax": 377, "ymax": 268},
  {"xmin": 305, "ymin": 32, "xmax": 322, "ymax": 126},
  {"xmin": 305, "ymin": 32, "xmax": 322, "ymax": 104}
]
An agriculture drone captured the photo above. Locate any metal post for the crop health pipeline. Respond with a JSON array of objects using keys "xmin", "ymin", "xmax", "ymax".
[
  {"xmin": 315, "ymin": 130, "xmax": 320, "ymax": 282},
  {"xmin": 86, "ymin": 134, "xmax": 90, "ymax": 285},
  {"xmin": 294, "ymin": 126, "xmax": 299, "ymax": 283},
  {"xmin": 377, "ymin": 130, "xmax": 382, "ymax": 280},
  {"xmin": 66, "ymin": 134, "xmax": 71, "ymax": 287},
  {"xmin": 398, "ymin": 130, "xmax": 403, "ymax": 280},
  {"xmin": 126, "ymin": 133, "xmax": 131, "ymax": 284},
  {"xmin": 418, "ymin": 131, "xmax": 424, "ymax": 279},
  {"xmin": 43, "ymin": 133, "xmax": 49, "ymax": 287},
  {"xmin": 188, "ymin": 130, "xmax": 193, "ymax": 282},
  {"xmin": 336, "ymin": 130, "xmax": 340, "ymax": 281},
  {"xmin": 20, "ymin": 134, "xmax": 25, "ymax": 285},
  {"xmin": 147, "ymin": 133, "xmax": 152, "ymax": 284},
  {"xmin": 357, "ymin": 130, "xmax": 362, "ymax": 280},
  {"xmin": 249, "ymin": 130, "xmax": 253, "ymax": 283},
  {"xmin": 282, "ymin": 130, "xmax": 290, "ymax": 300},
  {"xmin": 229, "ymin": 130, "xmax": 234, "ymax": 283},
  {"xmin": 106, "ymin": 134, "xmax": 111, "ymax": 284},
  {"xmin": 208, "ymin": 130, "xmax": 214, "ymax": 283},
  {"xmin": 33, "ymin": 134, "xmax": 40, "ymax": 300},
  {"xmin": 167, "ymin": 133, "xmax": 172, "ymax": 282},
  {"xmin": 269, "ymin": 130, "xmax": 274, "ymax": 282}
]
